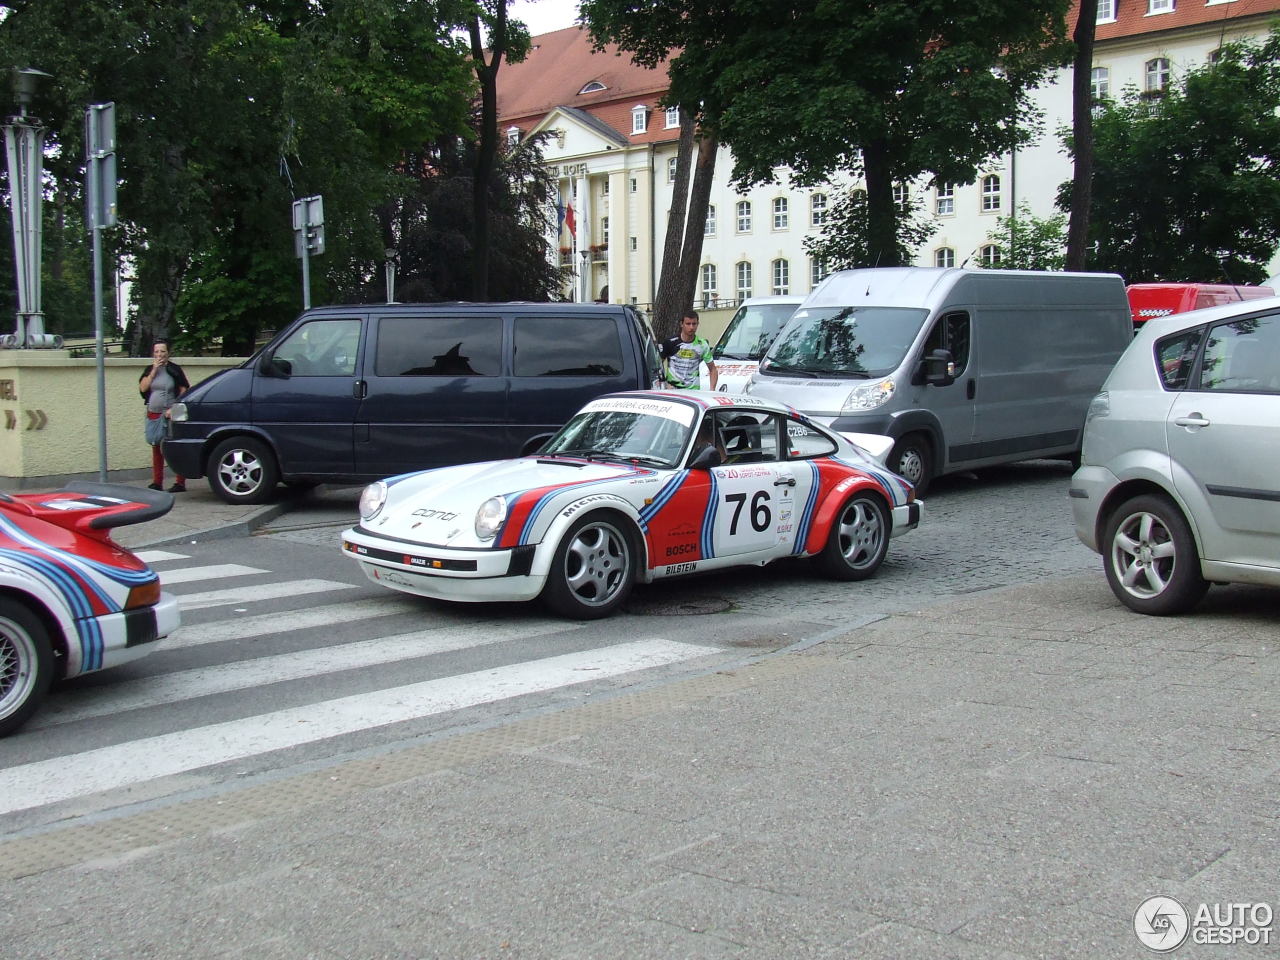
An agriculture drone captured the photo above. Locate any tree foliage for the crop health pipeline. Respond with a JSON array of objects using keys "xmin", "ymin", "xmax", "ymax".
[
  {"xmin": 984, "ymin": 201, "xmax": 1066, "ymax": 271},
  {"xmin": 1060, "ymin": 30, "xmax": 1280, "ymax": 284},
  {"xmin": 583, "ymin": 0, "xmax": 1072, "ymax": 267},
  {"xmin": 804, "ymin": 189, "xmax": 938, "ymax": 271}
]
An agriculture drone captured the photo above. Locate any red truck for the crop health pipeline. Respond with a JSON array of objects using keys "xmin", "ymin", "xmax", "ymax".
[{"xmin": 1126, "ymin": 282, "xmax": 1275, "ymax": 328}]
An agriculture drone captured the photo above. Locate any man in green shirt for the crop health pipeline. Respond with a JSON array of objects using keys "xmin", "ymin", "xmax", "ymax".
[{"xmin": 660, "ymin": 310, "xmax": 719, "ymax": 390}]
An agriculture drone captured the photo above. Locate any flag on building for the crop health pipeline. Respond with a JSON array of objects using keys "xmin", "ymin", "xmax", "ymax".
[{"xmin": 565, "ymin": 200, "xmax": 576, "ymax": 240}]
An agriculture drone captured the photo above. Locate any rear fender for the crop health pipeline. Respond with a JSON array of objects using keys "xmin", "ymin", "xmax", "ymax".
[{"xmin": 801, "ymin": 475, "xmax": 889, "ymax": 556}]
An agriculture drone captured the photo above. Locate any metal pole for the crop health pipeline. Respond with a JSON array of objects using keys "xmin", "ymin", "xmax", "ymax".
[
  {"xmin": 93, "ymin": 225, "xmax": 107, "ymax": 480},
  {"xmin": 300, "ymin": 235, "xmax": 312, "ymax": 310}
]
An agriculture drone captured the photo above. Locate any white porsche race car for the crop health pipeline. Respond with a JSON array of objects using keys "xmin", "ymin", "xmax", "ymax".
[{"xmin": 342, "ymin": 391, "xmax": 921, "ymax": 619}]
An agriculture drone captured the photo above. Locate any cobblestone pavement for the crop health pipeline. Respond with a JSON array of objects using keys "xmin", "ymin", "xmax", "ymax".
[{"xmin": 258, "ymin": 459, "xmax": 1096, "ymax": 624}]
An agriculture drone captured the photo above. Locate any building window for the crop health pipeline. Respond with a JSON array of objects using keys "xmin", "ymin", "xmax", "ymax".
[
  {"xmin": 631, "ymin": 105, "xmax": 647, "ymax": 134},
  {"xmin": 629, "ymin": 236, "xmax": 638, "ymax": 251},
  {"xmin": 1145, "ymin": 58, "xmax": 1171, "ymax": 92},
  {"xmin": 810, "ymin": 257, "xmax": 829, "ymax": 289},
  {"xmin": 1208, "ymin": 48, "xmax": 1222, "ymax": 65},
  {"xmin": 981, "ymin": 244, "xmax": 1002, "ymax": 267},
  {"xmin": 772, "ymin": 197, "xmax": 789, "ymax": 230},
  {"xmin": 701, "ymin": 264, "xmax": 718, "ymax": 305},
  {"xmin": 505, "ymin": 126, "xmax": 520, "ymax": 146},
  {"xmin": 600, "ymin": 217, "xmax": 608, "ymax": 245},
  {"xmin": 936, "ymin": 182, "xmax": 955, "ymax": 216},
  {"xmin": 1091, "ymin": 66, "xmax": 1110, "ymax": 101},
  {"xmin": 579, "ymin": 81, "xmax": 607, "ymax": 94},
  {"xmin": 1096, "ymin": 0, "xmax": 1115, "ymax": 22},
  {"xmin": 810, "ymin": 193, "xmax": 828, "ymax": 228},
  {"xmin": 892, "ymin": 184, "xmax": 909, "ymax": 210},
  {"xmin": 736, "ymin": 200, "xmax": 752, "ymax": 233},
  {"xmin": 705, "ymin": 204, "xmax": 717, "ymax": 236},
  {"xmin": 665, "ymin": 106, "xmax": 679, "ymax": 128},
  {"xmin": 602, "ymin": 179, "xmax": 610, "ymax": 196},
  {"xmin": 667, "ymin": 156, "xmax": 678, "ymax": 183},
  {"xmin": 935, "ymin": 247, "xmax": 955, "ymax": 268},
  {"xmin": 736, "ymin": 261, "xmax": 753, "ymax": 299},
  {"xmin": 981, "ymin": 175, "xmax": 1001, "ymax": 212},
  {"xmin": 1148, "ymin": 0, "xmax": 1173, "ymax": 12},
  {"xmin": 772, "ymin": 258, "xmax": 789, "ymax": 295},
  {"xmin": 629, "ymin": 177, "xmax": 638, "ymax": 193}
]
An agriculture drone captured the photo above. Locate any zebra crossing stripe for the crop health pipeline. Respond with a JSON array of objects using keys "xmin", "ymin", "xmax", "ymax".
[
  {"xmin": 32, "ymin": 619, "xmax": 588, "ymax": 728},
  {"xmin": 0, "ymin": 639, "xmax": 713, "ymax": 816},
  {"xmin": 158, "ymin": 563, "xmax": 267, "ymax": 586},
  {"xmin": 133, "ymin": 550, "xmax": 190, "ymax": 563},
  {"xmin": 162, "ymin": 597, "xmax": 416, "ymax": 649},
  {"xmin": 176, "ymin": 579, "xmax": 358, "ymax": 611}
]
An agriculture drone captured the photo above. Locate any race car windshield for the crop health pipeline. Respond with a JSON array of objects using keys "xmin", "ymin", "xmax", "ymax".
[
  {"xmin": 543, "ymin": 410, "xmax": 686, "ymax": 467},
  {"xmin": 761, "ymin": 306, "xmax": 929, "ymax": 378}
]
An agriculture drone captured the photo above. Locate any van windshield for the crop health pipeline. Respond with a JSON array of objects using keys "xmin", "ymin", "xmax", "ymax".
[
  {"xmin": 761, "ymin": 306, "xmax": 929, "ymax": 378},
  {"xmin": 714, "ymin": 302, "xmax": 800, "ymax": 360}
]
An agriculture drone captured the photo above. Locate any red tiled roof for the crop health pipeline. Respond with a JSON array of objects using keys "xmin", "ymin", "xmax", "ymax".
[
  {"xmin": 496, "ymin": 25, "xmax": 677, "ymax": 144},
  {"xmin": 1069, "ymin": 0, "xmax": 1280, "ymax": 42}
]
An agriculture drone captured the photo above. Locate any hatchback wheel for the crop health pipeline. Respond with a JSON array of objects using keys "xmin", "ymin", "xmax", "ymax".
[{"xmin": 1103, "ymin": 494, "xmax": 1208, "ymax": 615}]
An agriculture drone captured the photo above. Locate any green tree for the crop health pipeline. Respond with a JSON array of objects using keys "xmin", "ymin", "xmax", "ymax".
[
  {"xmin": 805, "ymin": 188, "xmax": 938, "ymax": 271},
  {"xmin": 583, "ymin": 0, "xmax": 1071, "ymax": 268},
  {"xmin": 984, "ymin": 202, "xmax": 1066, "ymax": 271},
  {"xmin": 1061, "ymin": 30, "xmax": 1280, "ymax": 284}
]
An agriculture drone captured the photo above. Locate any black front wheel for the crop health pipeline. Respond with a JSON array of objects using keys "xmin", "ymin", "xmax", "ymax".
[
  {"xmin": 889, "ymin": 433, "xmax": 933, "ymax": 496},
  {"xmin": 0, "ymin": 599, "xmax": 54, "ymax": 737},
  {"xmin": 542, "ymin": 514, "xmax": 635, "ymax": 619}
]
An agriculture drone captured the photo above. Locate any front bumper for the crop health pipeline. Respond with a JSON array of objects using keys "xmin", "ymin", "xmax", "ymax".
[
  {"xmin": 341, "ymin": 527, "xmax": 544, "ymax": 603},
  {"xmin": 1068, "ymin": 465, "xmax": 1119, "ymax": 554},
  {"xmin": 891, "ymin": 500, "xmax": 922, "ymax": 538},
  {"xmin": 161, "ymin": 437, "xmax": 205, "ymax": 481}
]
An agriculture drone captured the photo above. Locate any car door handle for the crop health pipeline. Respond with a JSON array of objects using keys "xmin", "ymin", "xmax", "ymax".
[
  {"xmin": 966, "ymin": 378, "xmax": 976, "ymax": 400},
  {"xmin": 1174, "ymin": 413, "xmax": 1209, "ymax": 427},
  {"xmin": 773, "ymin": 477, "xmax": 796, "ymax": 487},
  {"xmin": 352, "ymin": 379, "xmax": 367, "ymax": 400}
]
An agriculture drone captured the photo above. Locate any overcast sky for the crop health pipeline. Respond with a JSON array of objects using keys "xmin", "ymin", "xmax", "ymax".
[{"xmin": 508, "ymin": 0, "xmax": 580, "ymax": 36}]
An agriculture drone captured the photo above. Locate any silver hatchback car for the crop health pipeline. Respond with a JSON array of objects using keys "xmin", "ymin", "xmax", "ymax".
[{"xmin": 1071, "ymin": 296, "xmax": 1280, "ymax": 614}]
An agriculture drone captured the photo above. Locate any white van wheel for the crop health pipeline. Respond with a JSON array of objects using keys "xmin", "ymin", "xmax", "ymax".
[{"xmin": 890, "ymin": 434, "xmax": 933, "ymax": 496}]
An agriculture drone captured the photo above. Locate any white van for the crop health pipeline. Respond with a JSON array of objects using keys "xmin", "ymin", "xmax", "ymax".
[
  {"xmin": 745, "ymin": 268, "xmax": 1132, "ymax": 493},
  {"xmin": 711, "ymin": 295, "xmax": 803, "ymax": 393}
]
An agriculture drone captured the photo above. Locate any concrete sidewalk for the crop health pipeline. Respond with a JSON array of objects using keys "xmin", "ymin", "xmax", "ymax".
[{"xmin": 2, "ymin": 568, "xmax": 1277, "ymax": 958}]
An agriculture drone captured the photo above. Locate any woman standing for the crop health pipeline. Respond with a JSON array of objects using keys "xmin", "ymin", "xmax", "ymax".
[{"xmin": 138, "ymin": 339, "xmax": 190, "ymax": 492}]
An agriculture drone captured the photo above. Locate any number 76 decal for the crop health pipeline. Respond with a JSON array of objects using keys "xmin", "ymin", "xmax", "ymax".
[{"xmin": 724, "ymin": 490, "xmax": 771, "ymax": 534}]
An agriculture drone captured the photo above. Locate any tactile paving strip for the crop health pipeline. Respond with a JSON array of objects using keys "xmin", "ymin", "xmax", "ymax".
[{"xmin": 0, "ymin": 650, "xmax": 824, "ymax": 880}]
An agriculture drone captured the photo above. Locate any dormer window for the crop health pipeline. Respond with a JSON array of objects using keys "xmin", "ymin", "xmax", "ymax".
[
  {"xmin": 579, "ymin": 80, "xmax": 606, "ymax": 94},
  {"xmin": 664, "ymin": 107, "xmax": 679, "ymax": 128},
  {"xmin": 505, "ymin": 126, "xmax": 520, "ymax": 146},
  {"xmin": 631, "ymin": 105, "xmax": 648, "ymax": 134}
]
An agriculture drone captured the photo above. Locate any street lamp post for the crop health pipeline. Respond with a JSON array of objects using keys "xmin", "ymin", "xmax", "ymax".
[
  {"xmin": 579, "ymin": 249, "xmax": 589, "ymax": 303},
  {"xmin": 3, "ymin": 68, "xmax": 53, "ymax": 349}
]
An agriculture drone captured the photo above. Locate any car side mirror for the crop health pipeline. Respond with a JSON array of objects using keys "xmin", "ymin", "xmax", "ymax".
[
  {"xmin": 688, "ymin": 444, "xmax": 723, "ymax": 470},
  {"xmin": 923, "ymin": 348, "xmax": 956, "ymax": 387},
  {"xmin": 259, "ymin": 354, "xmax": 292, "ymax": 378}
]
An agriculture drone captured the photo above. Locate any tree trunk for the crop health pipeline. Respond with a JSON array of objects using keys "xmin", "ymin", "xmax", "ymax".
[
  {"xmin": 652, "ymin": 110, "xmax": 696, "ymax": 340},
  {"xmin": 862, "ymin": 140, "xmax": 901, "ymax": 267},
  {"xmin": 469, "ymin": 7, "xmax": 509, "ymax": 302},
  {"xmin": 1065, "ymin": 2, "xmax": 1097, "ymax": 271},
  {"xmin": 676, "ymin": 131, "xmax": 719, "ymax": 313}
]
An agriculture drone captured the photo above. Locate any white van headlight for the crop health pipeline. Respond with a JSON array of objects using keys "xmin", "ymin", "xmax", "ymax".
[
  {"xmin": 358, "ymin": 481, "xmax": 387, "ymax": 521},
  {"xmin": 842, "ymin": 379, "xmax": 896, "ymax": 412},
  {"xmin": 475, "ymin": 495, "xmax": 507, "ymax": 540},
  {"xmin": 169, "ymin": 402, "xmax": 188, "ymax": 422}
]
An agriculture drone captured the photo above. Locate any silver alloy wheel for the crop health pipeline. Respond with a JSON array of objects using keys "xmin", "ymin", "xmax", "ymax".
[
  {"xmin": 562, "ymin": 520, "xmax": 630, "ymax": 608},
  {"xmin": 836, "ymin": 498, "xmax": 886, "ymax": 570},
  {"xmin": 217, "ymin": 447, "xmax": 265, "ymax": 497},
  {"xmin": 1110, "ymin": 508, "xmax": 1177, "ymax": 599},
  {"xmin": 0, "ymin": 614, "xmax": 38, "ymax": 723}
]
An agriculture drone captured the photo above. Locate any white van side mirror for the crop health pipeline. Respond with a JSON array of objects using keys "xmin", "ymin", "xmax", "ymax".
[{"xmin": 923, "ymin": 349, "xmax": 956, "ymax": 387}]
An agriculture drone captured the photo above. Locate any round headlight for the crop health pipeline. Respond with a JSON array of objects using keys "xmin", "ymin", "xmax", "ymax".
[
  {"xmin": 358, "ymin": 481, "xmax": 387, "ymax": 521},
  {"xmin": 475, "ymin": 495, "xmax": 507, "ymax": 540},
  {"xmin": 842, "ymin": 378, "xmax": 896, "ymax": 412}
]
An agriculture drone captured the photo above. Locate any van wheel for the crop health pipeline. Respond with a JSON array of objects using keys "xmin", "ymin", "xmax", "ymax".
[
  {"xmin": 208, "ymin": 437, "xmax": 280, "ymax": 505},
  {"xmin": 813, "ymin": 492, "xmax": 890, "ymax": 581},
  {"xmin": 1102, "ymin": 494, "xmax": 1208, "ymax": 615},
  {"xmin": 542, "ymin": 514, "xmax": 634, "ymax": 619},
  {"xmin": 890, "ymin": 434, "xmax": 933, "ymax": 496},
  {"xmin": 0, "ymin": 599, "xmax": 54, "ymax": 737}
]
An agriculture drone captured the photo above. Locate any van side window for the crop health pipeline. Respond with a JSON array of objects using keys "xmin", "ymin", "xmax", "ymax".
[
  {"xmin": 783, "ymin": 417, "xmax": 837, "ymax": 459},
  {"xmin": 1196, "ymin": 314, "xmax": 1279, "ymax": 394},
  {"xmin": 921, "ymin": 311, "xmax": 970, "ymax": 376},
  {"xmin": 272, "ymin": 318, "xmax": 361, "ymax": 377},
  {"xmin": 376, "ymin": 316, "xmax": 502, "ymax": 377},
  {"xmin": 513, "ymin": 316, "xmax": 624, "ymax": 376},
  {"xmin": 1155, "ymin": 328, "xmax": 1204, "ymax": 390}
]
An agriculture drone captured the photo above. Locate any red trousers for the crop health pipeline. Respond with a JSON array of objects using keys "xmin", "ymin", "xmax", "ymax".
[{"xmin": 147, "ymin": 412, "xmax": 185, "ymax": 486}]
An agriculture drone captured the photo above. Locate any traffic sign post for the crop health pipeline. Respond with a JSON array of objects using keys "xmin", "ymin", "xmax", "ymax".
[
  {"xmin": 292, "ymin": 195, "xmax": 325, "ymax": 309},
  {"xmin": 85, "ymin": 101, "xmax": 117, "ymax": 481}
]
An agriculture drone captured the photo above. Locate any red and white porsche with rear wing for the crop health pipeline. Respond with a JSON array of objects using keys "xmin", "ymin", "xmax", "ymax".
[
  {"xmin": 0, "ymin": 483, "xmax": 181, "ymax": 735},
  {"xmin": 342, "ymin": 391, "xmax": 922, "ymax": 618}
]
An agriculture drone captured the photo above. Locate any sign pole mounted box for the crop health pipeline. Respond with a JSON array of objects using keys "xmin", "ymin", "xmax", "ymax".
[{"xmin": 292, "ymin": 195, "xmax": 325, "ymax": 310}]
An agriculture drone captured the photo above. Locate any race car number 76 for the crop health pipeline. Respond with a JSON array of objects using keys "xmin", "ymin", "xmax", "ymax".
[{"xmin": 724, "ymin": 490, "xmax": 771, "ymax": 534}]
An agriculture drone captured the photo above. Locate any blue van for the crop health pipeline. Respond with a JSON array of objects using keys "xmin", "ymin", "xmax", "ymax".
[{"xmin": 164, "ymin": 303, "xmax": 663, "ymax": 503}]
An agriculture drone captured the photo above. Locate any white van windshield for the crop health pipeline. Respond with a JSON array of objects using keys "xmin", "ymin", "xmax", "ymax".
[
  {"xmin": 714, "ymin": 302, "xmax": 800, "ymax": 360},
  {"xmin": 761, "ymin": 306, "xmax": 929, "ymax": 378}
]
